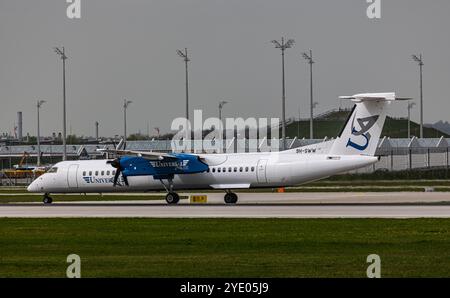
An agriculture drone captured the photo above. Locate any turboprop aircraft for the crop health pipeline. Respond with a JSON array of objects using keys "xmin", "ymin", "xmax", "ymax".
[{"xmin": 27, "ymin": 93, "xmax": 408, "ymax": 204}]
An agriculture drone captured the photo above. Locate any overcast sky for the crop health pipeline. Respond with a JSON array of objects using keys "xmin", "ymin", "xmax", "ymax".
[{"xmin": 1, "ymin": 0, "xmax": 449, "ymax": 137}]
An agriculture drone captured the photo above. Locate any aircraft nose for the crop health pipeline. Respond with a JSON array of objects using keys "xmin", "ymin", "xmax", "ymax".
[{"xmin": 27, "ymin": 180, "xmax": 39, "ymax": 192}]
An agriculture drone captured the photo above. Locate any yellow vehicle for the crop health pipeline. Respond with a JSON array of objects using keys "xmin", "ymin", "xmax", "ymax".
[{"xmin": 2, "ymin": 152, "xmax": 47, "ymax": 179}]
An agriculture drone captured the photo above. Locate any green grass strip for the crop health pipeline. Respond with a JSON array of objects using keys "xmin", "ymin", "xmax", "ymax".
[{"xmin": 0, "ymin": 218, "xmax": 449, "ymax": 277}]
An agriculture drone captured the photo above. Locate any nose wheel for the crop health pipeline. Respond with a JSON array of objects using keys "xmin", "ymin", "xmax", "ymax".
[
  {"xmin": 224, "ymin": 192, "xmax": 238, "ymax": 204},
  {"xmin": 43, "ymin": 194, "xmax": 53, "ymax": 204},
  {"xmin": 160, "ymin": 177, "xmax": 180, "ymax": 205}
]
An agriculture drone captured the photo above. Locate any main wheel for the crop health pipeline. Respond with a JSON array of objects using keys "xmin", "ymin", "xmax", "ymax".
[
  {"xmin": 43, "ymin": 196, "xmax": 53, "ymax": 204},
  {"xmin": 165, "ymin": 192, "xmax": 180, "ymax": 204},
  {"xmin": 224, "ymin": 192, "xmax": 238, "ymax": 204}
]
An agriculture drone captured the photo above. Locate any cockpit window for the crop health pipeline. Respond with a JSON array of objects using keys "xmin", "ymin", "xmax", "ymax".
[{"xmin": 47, "ymin": 167, "xmax": 58, "ymax": 173}]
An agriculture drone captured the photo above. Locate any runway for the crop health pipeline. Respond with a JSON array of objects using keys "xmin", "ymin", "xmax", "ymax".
[
  {"xmin": 1, "ymin": 204, "xmax": 450, "ymax": 218},
  {"xmin": 1, "ymin": 192, "xmax": 450, "ymax": 218}
]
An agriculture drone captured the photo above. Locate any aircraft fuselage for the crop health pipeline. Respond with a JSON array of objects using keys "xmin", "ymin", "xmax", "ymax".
[{"xmin": 27, "ymin": 151, "xmax": 377, "ymax": 194}]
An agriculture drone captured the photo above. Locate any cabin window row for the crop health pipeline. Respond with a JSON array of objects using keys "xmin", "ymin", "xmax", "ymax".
[
  {"xmin": 81, "ymin": 167, "xmax": 254, "ymax": 176},
  {"xmin": 82, "ymin": 170, "xmax": 116, "ymax": 176},
  {"xmin": 206, "ymin": 166, "xmax": 255, "ymax": 173}
]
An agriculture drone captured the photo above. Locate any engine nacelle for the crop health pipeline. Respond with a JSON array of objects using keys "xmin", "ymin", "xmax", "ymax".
[{"xmin": 120, "ymin": 153, "xmax": 208, "ymax": 179}]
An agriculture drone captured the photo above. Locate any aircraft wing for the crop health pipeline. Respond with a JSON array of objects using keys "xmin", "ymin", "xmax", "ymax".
[
  {"xmin": 97, "ymin": 149, "xmax": 179, "ymax": 161},
  {"xmin": 98, "ymin": 148, "xmax": 228, "ymax": 165}
]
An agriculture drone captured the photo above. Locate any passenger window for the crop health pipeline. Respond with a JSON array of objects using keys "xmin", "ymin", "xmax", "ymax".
[
  {"xmin": 251, "ymin": 167, "xmax": 255, "ymax": 172},
  {"xmin": 239, "ymin": 167, "xmax": 243, "ymax": 172},
  {"xmin": 223, "ymin": 167, "xmax": 226, "ymax": 172},
  {"xmin": 112, "ymin": 170, "xmax": 116, "ymax": 175},
  {"xmin": 212, "ymin": 168, "xmax": 216, "ymax": 173},
  {"xmin": 89, "ymin": 171, "xmax": 92, "ymax": 176},
  {"xmin": 245, "ymin": 167, "xmax": 249, "ymax": 172},
  {"xmin": 95, "ymin": 171, "xmax": 99, "ymax": 176},
  {"xmin": 107, "ymin": 171, "xmax": 110, "ymax": 175},
  {"xmin": 218, "ymin": 168, "xmax": 221, "ymax": 173},
  {"xmin": 82, "ymin": 171, "xmax": 86, "ymax": 176},
  {"xmin": 228, "ymin": 167, "xmax": 231, "ymax": 172},
  {"xmin": 234, "ymin": 167, "xmax": 237, "ymax": 172},
  {"xmin": 101, "ymin": 171, "xmax": 105, "ymax": 176}
]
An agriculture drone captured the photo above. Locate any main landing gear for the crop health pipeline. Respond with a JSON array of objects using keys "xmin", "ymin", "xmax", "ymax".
[
  {"xmin": 224, "ymin": 191, "xmax": 238, "ymax": 204},
  {"xmin": 160, "ymin": 178, "xmax": 180, "ymax": 205},
  {"xmin": 43, "ymin": 193, "xmax": 53, "ymax": 204},
  {"xmin": 159, "ymin": 177, "xmax": 238, "ymax": 205},
  {"xmin": 165, "ymin": 192, "xmax": 180, "ymax": 204}
]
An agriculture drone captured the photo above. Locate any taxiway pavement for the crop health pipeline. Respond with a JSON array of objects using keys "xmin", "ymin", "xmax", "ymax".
[{"xmin": 1, "ymin": 192, "xmax": 450, "ymax": 218}]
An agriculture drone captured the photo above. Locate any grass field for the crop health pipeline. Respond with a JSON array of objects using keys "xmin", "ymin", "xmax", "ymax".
[{"xmin": 0, "ymin": 218, "xmax": 450, "ymax": 277}]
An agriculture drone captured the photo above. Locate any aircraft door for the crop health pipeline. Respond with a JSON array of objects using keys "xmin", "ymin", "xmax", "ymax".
[
  {"xmin": 67, "ymin": 164, "xmax": 79, "ymax": 188},
  {"xmin": 256, "ymin": 159, "xmax": 268, "ymax": 183}
]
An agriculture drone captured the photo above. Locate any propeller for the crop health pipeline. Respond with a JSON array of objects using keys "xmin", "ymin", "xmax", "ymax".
[{"xmin": 107, "ymin": 158, "xmax": 129, "ymax": 187}]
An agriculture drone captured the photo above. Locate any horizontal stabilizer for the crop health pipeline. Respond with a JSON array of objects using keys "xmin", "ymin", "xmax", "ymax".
[{"xmin": 339, "ymin": 93, "xmax": 412, "ymax": 102}]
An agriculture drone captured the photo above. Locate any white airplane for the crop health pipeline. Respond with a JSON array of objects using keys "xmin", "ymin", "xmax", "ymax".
[{"xmin": 27, "ymin": 93, "xmax": 407, "ymax": 204}]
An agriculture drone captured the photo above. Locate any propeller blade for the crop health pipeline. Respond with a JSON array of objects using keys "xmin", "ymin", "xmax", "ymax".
[
  {"xmin": 113, "ymin": 169, "xmax": 121, "ymax": 187},
  {"xmin": 109, "ymin": 158, "xmax": 121, "ymax": 187},
  {"xmin": 109, "ymin": 157, "xmax": 129, "ymax": 187},
  {"xmin": 123, "ymin": 175, "xmax": 129, "ymax": 186},
  {"xmin": 109, "ymin": 158, "xmax": 120, "ymax": 169}
]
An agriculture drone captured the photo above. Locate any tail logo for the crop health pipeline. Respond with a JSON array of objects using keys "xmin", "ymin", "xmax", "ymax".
[{"xmin": 346, "ymin": 115, "xmax": 379, "ymax": 151}]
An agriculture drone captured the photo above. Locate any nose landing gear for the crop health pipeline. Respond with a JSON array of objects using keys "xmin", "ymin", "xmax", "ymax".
[
  {"xmin": 43, "ymin": 194, "xmax": 53, "ymax": 204},
  {"xmin": 160, "ymin": 177, "xmax": 180, "ymax": 205}
]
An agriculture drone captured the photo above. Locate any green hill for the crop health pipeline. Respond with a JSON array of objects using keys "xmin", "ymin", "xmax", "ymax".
[{"xmin": 285, "ymin": 109, "xmax": 449, "ymax": 139}]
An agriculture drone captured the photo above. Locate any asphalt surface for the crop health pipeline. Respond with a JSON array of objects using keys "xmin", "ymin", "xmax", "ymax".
[
  {"xmin": 1, "ymin": 204, "xmax": 450, "ymax": 218},
  {"xmin": 1, "ymin": 192, "xmax": 450, "ymax": 218}
]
